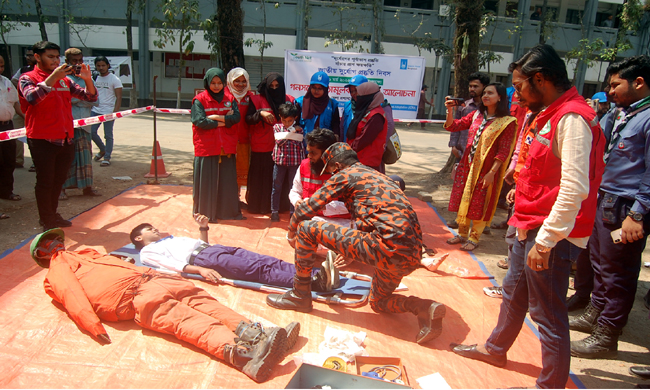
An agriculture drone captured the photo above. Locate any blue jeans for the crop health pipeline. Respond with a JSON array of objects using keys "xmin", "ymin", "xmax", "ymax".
[
  {"xmin": 271, "ymin": 164, "xmax": 298, "ymax": 213},
  {"xmin": 485, "ymin": 228, "xmax": 578, "ymax": 389},
  {"xmin": 90, "ymin": 113, "xmax": 115, "ymax": 160}
]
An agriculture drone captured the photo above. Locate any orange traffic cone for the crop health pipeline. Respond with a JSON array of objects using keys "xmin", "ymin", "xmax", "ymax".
[{"xmin": 144, "ymin": 141, "xmax": 171, "ymax": 178}]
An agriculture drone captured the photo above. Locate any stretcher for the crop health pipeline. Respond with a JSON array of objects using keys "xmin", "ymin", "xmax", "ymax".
[{"xmin": 111, "ymin": 244, "xmax": 374, "ymax": 307}]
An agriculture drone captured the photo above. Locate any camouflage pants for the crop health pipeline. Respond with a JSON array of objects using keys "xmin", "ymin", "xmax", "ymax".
[{"xmin": 294, "ymin": 220, "xmax": 423, "ymax": 314}]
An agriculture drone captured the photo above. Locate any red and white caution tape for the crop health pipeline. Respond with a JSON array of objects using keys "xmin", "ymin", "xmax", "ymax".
[
  {"xmin": 154, "ymin": 108, "xmax": 191, "ymax": 115},
  {"xmin": 0, "ymin": 106, "xmax": 155, "ymax": 142}
]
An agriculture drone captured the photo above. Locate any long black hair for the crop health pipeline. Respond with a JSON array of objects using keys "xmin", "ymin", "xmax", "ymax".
[{"xmin": 479, "ymin": 82, "xmax": 510, "ymax": 118}]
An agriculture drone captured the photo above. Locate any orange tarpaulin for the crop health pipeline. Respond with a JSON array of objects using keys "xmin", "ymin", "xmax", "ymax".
[{"xmin": 0, "ymin": 184, "xmax": 580, "ymax": 388}]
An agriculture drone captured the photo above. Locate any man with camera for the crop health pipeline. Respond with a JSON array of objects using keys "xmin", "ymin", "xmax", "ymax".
[
  {"xmin": 17, "ymin": 41, "xmax": 97, "ymax": 231},
  {"xmin": 448, "ymin": 72, "xmax": 489, "ymax": 162}
]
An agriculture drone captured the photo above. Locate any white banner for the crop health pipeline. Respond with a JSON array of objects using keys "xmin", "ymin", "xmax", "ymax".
[
  {"xmin": 284, "ymin": 50, "xmax": 426, "ymax": 119},
  {"xmin": 61, "ymin": 56, "xmax": 133, "ymax": 86}
]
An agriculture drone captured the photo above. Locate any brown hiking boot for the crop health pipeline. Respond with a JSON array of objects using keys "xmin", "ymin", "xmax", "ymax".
[
  {"xmin": 223, "ymin": 327, "xmax": 287, "ymax": 382},
  {"xmin": 235, "ymin": 320, "xmax": 301, "ymax": 351}
]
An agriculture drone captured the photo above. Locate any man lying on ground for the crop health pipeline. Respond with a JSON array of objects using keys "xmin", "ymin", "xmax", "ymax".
[
  {"xmin": 32, "ymin": 228, "xmax": 297, "ymax": 383},
  {"xmin": 130, "ymin": 213, "xmax": 340, "ymax": 292}
]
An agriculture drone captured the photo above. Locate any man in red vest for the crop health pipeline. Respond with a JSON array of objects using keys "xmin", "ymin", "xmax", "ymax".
[
  {"xmin": 17, "ymin": 41, "xmax": 97, "ymax": 231},
  {"xmin": 450, "ymin": 44, "xmax": 606, "ymax": 389}
]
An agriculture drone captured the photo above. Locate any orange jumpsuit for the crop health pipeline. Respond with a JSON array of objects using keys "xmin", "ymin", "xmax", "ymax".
[{"xmin": 43, "ymin": 248, "xmax": 247, "ymax": 360}]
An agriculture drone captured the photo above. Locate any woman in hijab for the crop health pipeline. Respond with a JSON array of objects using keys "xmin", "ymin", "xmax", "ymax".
[
  {"xmin": 346, "ymin": 82, "xmax": 388, "ymax": 172},
  {"xmin": 295, "ymin": 71, "xmax": 340, "ymax": 139},
  {"xmin": 191, "ymin": 67, "xmax": 243, "ymax": 222},
  {"xmin": 245, "ymin": 72, "xmax": 295, "ymax": 215},
  {"xmin": 225, "ymin": 68, "xmax": 255, "ymax": 204}
]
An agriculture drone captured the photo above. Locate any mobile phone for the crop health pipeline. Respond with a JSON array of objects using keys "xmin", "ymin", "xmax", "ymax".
[
  {"xmin": 610, "ymin": 228, "xmax": 622, "ymax": 244},
  {"xmin": 448, "ymin": 97, "xmax": 465, "ymax": 106}
]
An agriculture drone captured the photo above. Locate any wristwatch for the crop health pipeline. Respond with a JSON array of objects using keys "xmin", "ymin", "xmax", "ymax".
[
  {"xmin": 627, "ymin": 210, "xmax": 644, "ymax": 222},
  {"xmin": 535, "ymin": 243, "xmax": 552, "ymax": 254}
]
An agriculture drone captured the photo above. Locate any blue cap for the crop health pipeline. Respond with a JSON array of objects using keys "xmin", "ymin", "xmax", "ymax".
[
  {"xmin": 310, "ymin": 72, "xmax": 330, "ymax": 88},
  {"xmin": 592, "ymin": 92, "xmax": 608, "ymax": 103},
  {"xmin": 344, "ymin": 75, "xmax": 368, "ymax": 89}
]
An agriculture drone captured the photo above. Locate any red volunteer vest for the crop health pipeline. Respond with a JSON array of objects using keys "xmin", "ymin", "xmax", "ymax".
[
  {"xmin": 349, "ymin": 106, "xmax": 387, "ymax": 168},
  {"xmin": 510, "ymin": 87, "xmax": 605, "ymax": 238},
  {"xmin": 249, "ymin": 94, "xmax": 295, "ymax": 153},
  {"xmin": 299, "ymin": 159, "xmax": 351, "ymax": 218},
  {"xmin": 224, "ymin": 88, "xmax": 253, "ymax": 144},
  {"xmin": 192, "ymin": 91, "xmax": 238, "ymax": 156},
  {"xmin": 19, "ymin": 66, "xmax": 76, "ymax": 139}
]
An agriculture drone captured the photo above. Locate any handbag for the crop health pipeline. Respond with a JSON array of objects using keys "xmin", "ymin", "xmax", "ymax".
[{"xmin": 383, "ymin": 129, "xmax": 402, "ymax": 164}]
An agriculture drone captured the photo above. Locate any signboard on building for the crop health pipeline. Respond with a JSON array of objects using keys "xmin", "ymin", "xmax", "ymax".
[{"xmin": 284, "ymin": 49, "xmax": 426, "ymax": 119}]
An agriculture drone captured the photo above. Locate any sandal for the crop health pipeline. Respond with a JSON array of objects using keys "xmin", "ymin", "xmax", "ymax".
[
  {"xmin": 59, "ymin": 191, "xmax": 68, "ymax": 201},
  {"xmin": 446, "ymin": 236, "xmax": 467, "ymax": 245},
  {"xmin": 497, "ymin": 258, "xmax": 509, "ymax": 270},
  {"xmin": 94, "ymin": 151, "xmax": 106, "ymax": 161},
  {"xmin": 100, "ymin": 160, "xmax": 111, "ymax": 166},
  {"xmin": 1, "ymin": 193, "xmax": 21, "ymax": 201},
  {"xmin": 460, "ymin": 241, "xmax": 479, "ymax": 251},
  {"xmin": 0, "ymin": 213, "xmax": 9, "ymax": 220}
]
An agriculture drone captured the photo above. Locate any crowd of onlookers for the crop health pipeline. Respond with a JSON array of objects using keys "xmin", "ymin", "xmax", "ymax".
[{"xmin": 2, "ymin": 39, "xmax": 650, "ymax": 387}]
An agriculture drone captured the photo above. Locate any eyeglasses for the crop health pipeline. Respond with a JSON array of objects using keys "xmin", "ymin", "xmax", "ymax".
[{"xmin": 512, "ymin": 76, "xmax": 531, "ymax": 93}]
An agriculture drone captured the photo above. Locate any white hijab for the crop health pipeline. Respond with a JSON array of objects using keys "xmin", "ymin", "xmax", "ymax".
[{"xmin": 226, "ymin": 67, "xmax": 251, "ymax": 102}]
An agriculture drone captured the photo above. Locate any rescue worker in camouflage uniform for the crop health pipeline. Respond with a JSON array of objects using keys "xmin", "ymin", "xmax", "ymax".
[{"xmin": 266, "ymin": 142, "xmax": 446, "ymax": 345}]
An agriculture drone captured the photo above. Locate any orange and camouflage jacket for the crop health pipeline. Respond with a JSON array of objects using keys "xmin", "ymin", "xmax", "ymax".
[{"xmin": 289, "ymin": 162, "xmax": 423, "ymax": 258}]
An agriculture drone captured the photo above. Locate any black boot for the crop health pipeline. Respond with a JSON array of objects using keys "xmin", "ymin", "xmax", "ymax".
[
  {"xmin": 223, "ymin": 327, "xmax": 287, "ymax": 383},
  {"xmin": 569, "ymin": 302, "xmax": 601, "ymax": 333},
  {"xmin": 266, "ymin": 275, "xmax": 313, "ymax": 312},
  {"xmin": 235, "ymin": 320, "xmax": 301, "ymax": 351},
  {"xmin": 570, "ymin": 323, "xmax": 619, "ymax": 359},
  {"xmin": 407, "ymin": 298, "xmax": 446, "ymax": 345},
  {"xmin": 566, "ymin": 293, "xmax": 590, "ymax": 312}
]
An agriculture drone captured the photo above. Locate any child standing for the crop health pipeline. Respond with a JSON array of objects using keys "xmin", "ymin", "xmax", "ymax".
[{"xmin": 271, "ymin": 104, "xmax": 304, "ymax": 222}]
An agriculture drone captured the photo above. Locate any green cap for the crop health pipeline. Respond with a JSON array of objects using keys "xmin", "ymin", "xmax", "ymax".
[{"xmin": 30, "ymin": 228, "xmax": 65, "ymax": 267}]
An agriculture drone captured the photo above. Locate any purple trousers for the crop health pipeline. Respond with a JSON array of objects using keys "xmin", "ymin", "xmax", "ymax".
[{"xmin": 193, "ymin": 244, "xmax": 299, "ymax": 287}]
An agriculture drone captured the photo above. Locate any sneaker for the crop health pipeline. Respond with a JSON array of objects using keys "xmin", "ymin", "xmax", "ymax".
[
  {"xmin": 270, "ymin": 212, "xmax": 279, "ymax": 222},
  {"xmin": 483, "ymin": 286, "xmax": 503, "ymax": 298}
]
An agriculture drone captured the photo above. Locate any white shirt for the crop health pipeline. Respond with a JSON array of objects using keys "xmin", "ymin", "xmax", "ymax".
[
  {"xmin": 92, "ymin": 73, "xmax": 122, "ymax": 114},
  {"xmin": 140, "ymin": 236, "xmax": 206, "ymax": 273},
  {"xmin": 289, "ymin": 168, "xmax": 350, "ymax": 216},
  {"xmin": 0, "ymin": 75, "xmax": 18, "ymax": 121},
  {"xmin": 535, "ymin": 113, "xmax": 593, "ymax": 249}
]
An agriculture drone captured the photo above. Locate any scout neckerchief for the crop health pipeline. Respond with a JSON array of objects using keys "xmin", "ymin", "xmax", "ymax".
[
  {"xmin": 468, "ymin": 113, "xmax": 496, "ymax": 163},
  {"xmin": 603, "ymin": 95, "xmax": 650, "ymax": 163}
]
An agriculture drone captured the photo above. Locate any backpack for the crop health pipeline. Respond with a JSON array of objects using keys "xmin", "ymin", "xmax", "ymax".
[{"xmin": 382, "ymin": 101, "xmax": 401, "ymax": 164}]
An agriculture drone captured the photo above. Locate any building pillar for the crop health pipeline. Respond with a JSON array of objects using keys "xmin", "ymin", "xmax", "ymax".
[
  {"xmin": 295, "ymin": 0, "xmax": 307, "ymax": 50},
  {"xmin": 512, "ymin": 0, "xmax": 532, "ymax": 63},
  {"xmin": 371, "ymin": 0, "xmax": 384, "ymax": 54},
  {"xmin": 58, "ymin": 0, "xmax": 70, "ymax": 50},
  {"xmin": 434, "ymin": 16, "xmax": 454, "ymax": 116},
  {"xmin": 138, "ymin": 1, "xmax": 151, "ymax": 103},
  {"xmin": 575, "ymin": 0, "xmax": 599, "ymax": 94}
]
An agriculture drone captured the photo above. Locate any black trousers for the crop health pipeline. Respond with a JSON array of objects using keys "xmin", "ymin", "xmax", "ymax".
[
  {"xmin": 27, "ymin": 138, "xmax": 74, "ymax": 225},
  {"xmin": 0, "ymin": 121, "xmax": 16, "ymax": 199}
]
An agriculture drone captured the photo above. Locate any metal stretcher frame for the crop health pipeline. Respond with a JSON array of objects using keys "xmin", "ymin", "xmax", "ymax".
[{"xmin": 110, "ymin": 244, "xmax": 373, "ymax": 308}]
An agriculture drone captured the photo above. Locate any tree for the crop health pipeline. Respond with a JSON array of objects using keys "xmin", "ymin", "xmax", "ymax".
[
  {"xmin": 126, "ymin": 0, "xmax": 145, "ymax": 108},
  {"xmin": 33, "ymin": 0, "xmax": 47, "ymax": 41},
  {"xmin": 244, "ymin": 0, "xmax": 275, "ymax": 79},
  {"xmin": 1, "ymin": 0, "xmax": 31, "ymax": 68},
  {"xmin": 478, "ymin": 12, "xmax": 503, "ymax": 77},
  {"xmin": 600, "ymin": 0, "xmax": 647, "ymax": 62},
  {"xmin": 324, "ymin": 0, "xmax": 367, "ymax": 52},
  {"xmin": 202, "ymin": 0, "xmax": 245, "ymax": 75},
  {"xmin": 450, "ymin": 0, "xmax": 483, "ymax": 99},
  {"xmin": 153, "ymin": 0, "xmax": 202, "ymax": 108},
  {"xmin": 566, "ymin": 38, "xmax": 605, "ymax": 84}
]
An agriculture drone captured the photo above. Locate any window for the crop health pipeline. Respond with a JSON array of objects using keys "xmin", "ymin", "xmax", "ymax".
[
  {"xmin": 565, "ymin": 9, "xmax": 583, "ymax": 25},
  {"xmin": 484, "ymin": 0, "xmax": 498, "ymax": 13},
  {"xmin": 410, "ymin": 0, "xmax": 433, "ymax": 10},
  {"xmin": 505, "ymin": 2, "xmax": 518, "ymax": 17}
]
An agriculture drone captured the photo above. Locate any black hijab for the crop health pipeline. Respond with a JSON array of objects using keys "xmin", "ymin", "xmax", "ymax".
[
  {"xmin": 347, "ymin": 82, "xmax": 382, "ymax": 141},
  {"xmin": 257, "ymin": 72, "xmax": 287, "ymax": 120}
]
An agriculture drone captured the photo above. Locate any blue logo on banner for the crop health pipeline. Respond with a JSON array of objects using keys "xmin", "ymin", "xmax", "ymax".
[{"xmin": 400, "ymin": 59, "xmax": 408, "ymax": 69}]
